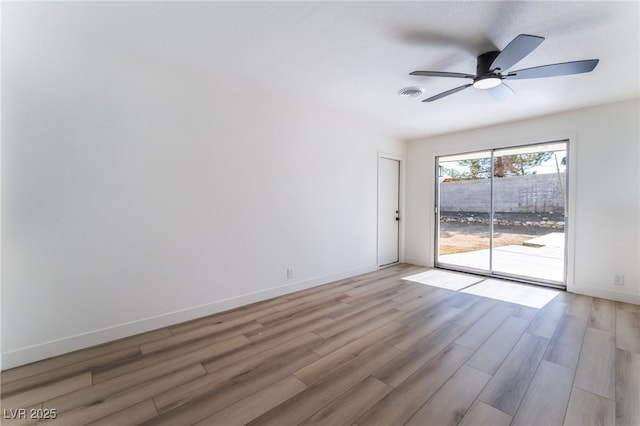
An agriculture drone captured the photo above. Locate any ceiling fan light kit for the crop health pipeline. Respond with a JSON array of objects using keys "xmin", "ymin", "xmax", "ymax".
[
  {"xmin": 406, "ymin": 34, "xmax": 599, "ymax": 102},
  {"xmin": 473, "ymin": 76, "xmax": 502, "ymax": 90}
]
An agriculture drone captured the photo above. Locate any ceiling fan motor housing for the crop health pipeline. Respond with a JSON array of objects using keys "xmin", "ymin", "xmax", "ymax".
[{"xmin": 477, "ymin": 51, "xmax": 501, "ymax": 79}]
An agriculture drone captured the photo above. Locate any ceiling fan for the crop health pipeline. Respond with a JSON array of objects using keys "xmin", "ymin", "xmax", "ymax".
[{"xmin": 410, "ymin": 34, "xmax": 599, "ymax": 102}]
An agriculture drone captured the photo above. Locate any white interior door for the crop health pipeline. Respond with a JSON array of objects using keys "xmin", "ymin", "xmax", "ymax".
[{"xmin": 378, "ymin": 157, "xmax": 400, "ymax": 267}]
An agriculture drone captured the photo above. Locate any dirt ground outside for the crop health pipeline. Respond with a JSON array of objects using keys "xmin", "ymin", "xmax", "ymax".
[{"xmin": 439, "ymin": 222, "xmax": 558, "ymax": 255}]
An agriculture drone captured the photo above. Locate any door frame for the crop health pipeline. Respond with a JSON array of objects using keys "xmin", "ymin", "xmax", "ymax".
[
  {"xmin": 434, "ymin": 139, "xmax": 574, "ymax": 289},
  {"xmin": 377, "ymin": 152, "xmax": 404, "ymax": 269}
]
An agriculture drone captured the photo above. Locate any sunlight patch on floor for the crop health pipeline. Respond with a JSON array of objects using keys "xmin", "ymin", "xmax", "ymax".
[
  {"xmin": 461, "ymin": 278, "xmax": 560, "ymax": 308},
  {"xmin": 403, "ymin": 270, "xmax": 560, "ymax": 309},
  {"xmin": 402, "ymin": 270, "xmax": 484, "ymax": 291}
]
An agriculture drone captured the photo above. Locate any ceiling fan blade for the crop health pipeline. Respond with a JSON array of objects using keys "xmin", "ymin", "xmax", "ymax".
[
  {"xmin": 490, "ymin": 34, "xmax": 545, "ymax": 72},
  {"xmin": 505, "ymin": 59, "xmax": 599, "ymax": 79},
  {"xmin": 410, "ymin": 71, "xmax": 475, "ymax": 79},
  {"xmin": 422, "ymin": 84, "xmax": 473, "ymax": 102},
  {"xmin": 487, "ymin": 83, "xmax": 515, "ymax": 103}
]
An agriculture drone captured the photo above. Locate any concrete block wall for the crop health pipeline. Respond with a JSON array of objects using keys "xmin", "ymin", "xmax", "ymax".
[{"xmin": 440, "ymin": 173, "xmax": 566, "ymax": 213}]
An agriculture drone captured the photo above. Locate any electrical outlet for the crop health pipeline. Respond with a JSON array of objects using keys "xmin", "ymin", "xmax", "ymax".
[
  {"xmin": 614, "ymin": 274, "xmax": 624, "ymax": 286},
  {"xmin": 287, "ymin": 267, "xmax": 294, "ymax": 279}
]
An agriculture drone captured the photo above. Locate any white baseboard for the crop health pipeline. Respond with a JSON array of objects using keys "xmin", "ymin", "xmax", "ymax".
[
  {"xmin": 403, "ymin": 256, "xmax": 431, "ymax": 267},
  {"xmin": 568, "ymin": 284, "xmax": 640, "ymax": 305},
  {"xmin": 1, "ymin": 264, "xmax": 377, "ymax": 370}
]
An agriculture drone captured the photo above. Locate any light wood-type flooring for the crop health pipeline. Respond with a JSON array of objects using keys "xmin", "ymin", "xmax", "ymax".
[{"xmin": 1, "ymin": 264, "xmax": 639, "ymax": 425}]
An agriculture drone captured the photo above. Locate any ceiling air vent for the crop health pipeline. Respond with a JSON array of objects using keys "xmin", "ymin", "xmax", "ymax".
[{"xmin": 398, "ymin": 86, "xmax": 425, "ymax": 98}]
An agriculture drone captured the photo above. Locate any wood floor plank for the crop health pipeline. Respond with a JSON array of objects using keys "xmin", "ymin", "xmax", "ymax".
[
  {"xmin": 299, "ymin": 376, "xmax": 391, "ymax": 426},
  {"xmin": 394, "ymin": 287, "xmax": 452, "ymax": 313},
  {"xmin": 168, "ymin": 305, "xmax": 278, "ymax": 335},
  {"xmin": 617, "ymin": 301, "xmax": 640, "ymax": 313},
  {"xmin": 451, "ymin": 297, "xmax": 499, "ymax": 327},
  {"xmin": 343, "ymin": 267, "xmax": 402, "ymax": 290},
  {"xmin": 0, "ymin": 329, "xmax": 171, "ymax": 385},
  {"xmin": 1, "ymin": 347, "xmax": 142, "ymax": 397},
  {"xmin": 43, "ymin": 364, "xmax": 206, "ymax": 426},
  {"xmin": 279, "ymin": 282, "xmax": 348, "ymax": 301},
  {"xmin": 511, "ymin": 360, "xmax": 574, "ymax": 426},
  {"xmin": 245, "ymin": 343, "xmax": 402, "ymax": 426},
  {"xmin": 563, "ymin": 387, "xmax": 615, "ymax": 426},
  {"xmin": 92, "ymin": 337, "xmax": 243, "ymax": 395},
  {"xmin": 255, "ymin": 298, "xmax": 345, "ymax": 326},
  {"xmin": 281, "ymin": 278, "xmax": 354, "ymax": 300},
  {"xmin": 327, "ymin": 297, "xmax": 399, "ymax": 321},
  {"xmin": 148, "ymin": 346, "xmax": 321, "ymax": 425},
  {"xmin": 356, "ymin": 343, "xmax": 473, "ymax": 426},
  {"xmin": 335, "ymin": 271, "xmax": 404, "ymax": 292},
  {"xmin": 466, "ymin": 315, "xmax": 529, "ymax": 374},
  {"xmin": 405, "ymin": 364, "xmax": 491, "ymax": 426},
  {"xmin": 155, "ymin": 332, "xmax": 321, "ymax": 413},
  {"xmin": 341, "ymin": 285, "xmax": 406, "ymax": 308},
  {"xmin": 313, "ymin": 300, "xmax": 399, "ymax": 338},
  {"xmin": 140, "ymin": 320, "xmax": 262, "ymax": 354},
  {"xmin": 92, "ymin": 334, "xmax": 249, "ymax": 384},
  {"xmin": 447, "ymin": 291, "xmax": 481, "ymax": 310},
  {"xmin": 511, "ymin": 304, "xmax": 539, "ymax": 321},
  {"xmin": 244, "ymin": 313, "xmax": 335, "ymax": 344},
  {"xmin": 373, "ymin": 322, "xmax": 466, "ymax": 388},
  {"xmin": 348, "ymin": 265, "xmax": 415, "ymax": 288},
  {"xmin": 454, "ymin": 305, "xmax": 514, "ymax": 350},
  {"xmin": 48, "ymin": 334, "xmax": 320, "ymax": 411},
  {"xmin": 389, "ymin": 284, "xmax": 436, "ymax": 304},
  {"xmin": 201, "ymin": 330, "xmax": 323, "ymax": 375},
  {"xmin": 192, "ymin": 375, "xmax": 307, "ymax": 426},
  {"xmin": 458, "ymin": 401, "xmax": 512, "ymax": 426},
  {"xmin": 385, "ymin": 306, "xmax": 462, "ymax": 351},
  {"xmin": 574, "ymin": 327, "xmax": 615, "ymax": 399},
  {"xmin": 309, "ymin": 309, "xmax": 404, "ymax": 357},
  {"xmin": 588, "ymin": 298, "xmax": 616, "ymax": 332},
  {"xmin": 86, "ymin": 399, "xmax": 158, "ymax": 426},
  {"xmin": 478, "ymin": 332, "xmax": 549, "ymax": 416},
  {"xmin": 295, "ymin": 321, "xmax": 404, "ymax": 386},
  {"xmin": 563, "ymin": 293, "xmax": 593, "ymax": 320},
  {"xmin": 616, "ymin": 348, "xmax": 640, "ymax": 426},
  {"xmin": 323, "ymin": 300, "xmax": 373, "ymax": 322},
  {"xmin": 343, "ymin": 275, "xmax": 405, "ymax": 297},
  {"xmin": 527, "ymin": 300, "xmax": 567, "ymax": 339},
  {"xmin": 397, "ymin": 291, "xmax": 459, "ymax": 325},
  {"xmin": 543, "ymin": 313, "xmax": 587, "ymax": 369},
  {"xmin": 45, "ymin": 364, "xmax": 206, "ymax": 414},
  {"xmin": 616, "ymin": 307, "xmax": 640, "ymax": 353},
  {"xmin": 203, "ymin": 331, "xmax": 321, "ymax": 376},
  {"xmin": 0, "ymin": 372, "xmax": 91, "ymax": 410}
]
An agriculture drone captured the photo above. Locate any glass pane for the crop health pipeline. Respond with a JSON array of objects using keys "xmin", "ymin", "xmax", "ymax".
[
  {"xmin": 437, "ymin": 151, "xmax": 492, "ymax": 272},
  {"xmin": 492, "ymin": 143, "xmax": 567, "ymax": 283}
]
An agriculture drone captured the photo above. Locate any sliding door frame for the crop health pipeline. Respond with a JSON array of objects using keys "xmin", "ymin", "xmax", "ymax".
[{"xmin": 434, "ymin": 139, "xmax": 572, "ymax": 289}]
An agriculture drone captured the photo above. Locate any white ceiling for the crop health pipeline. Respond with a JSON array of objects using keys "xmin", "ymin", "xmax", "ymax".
[{"xmin": 6, "ymin": 1, "xmax": 639, "ymax": 140}]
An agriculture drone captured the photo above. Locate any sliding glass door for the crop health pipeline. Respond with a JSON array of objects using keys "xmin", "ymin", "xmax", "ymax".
[
  {"xmin": 436, "ymin": 141, "xmax": 568, "ymax": 288},
  {"xmin": 437, "ymin": 150, "xmax": 492, "ymax": 273}
]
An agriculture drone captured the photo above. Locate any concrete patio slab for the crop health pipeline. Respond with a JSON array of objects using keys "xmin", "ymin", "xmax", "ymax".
[
  {"xmin": 524, "ymin": 232, "xmax": 565, "ymax": 248},
  {"xmin": 439, "ymin": 244, "xmax": 564, "ymax": 283}
]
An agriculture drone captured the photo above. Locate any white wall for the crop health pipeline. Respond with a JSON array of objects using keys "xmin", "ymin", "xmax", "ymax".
[
  {"xmin": 1, "ymin": 20, "xmax": 404, "ymax": 369},
  {"xmin": 405, "ymin": 98, "xmax": 640, "ymax": 305}
]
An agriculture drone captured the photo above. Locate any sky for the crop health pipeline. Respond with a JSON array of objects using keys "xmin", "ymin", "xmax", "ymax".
[{"xmin": 439, "ymin": 149, "xmax": 566, "ymax": 178}]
